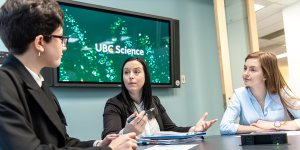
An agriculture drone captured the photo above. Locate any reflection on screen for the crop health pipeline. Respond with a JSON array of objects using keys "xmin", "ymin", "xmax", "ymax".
[
  {"xmin": 58, "ymin": 4, "xmax": 171, "ymax": 84},
  {"xmin": 0, "ymin": 64, "xmax": 2, "ymax": 67}
]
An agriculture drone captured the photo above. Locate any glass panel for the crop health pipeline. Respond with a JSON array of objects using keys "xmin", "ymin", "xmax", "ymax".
[
  {"xmin": 255, "ymin": 1, "xmax": 290, "ymax": 86},
  {"xmin": 225, "ymin": 0, "xmax": 251, "ymax": 90}
]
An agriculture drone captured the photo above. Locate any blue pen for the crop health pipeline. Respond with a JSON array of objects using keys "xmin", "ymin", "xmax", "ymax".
[
  {"xmin": 137, "ymin": 142, "xmax": 150, "ymax": 145},
  {"xmin": 127, "ymin": 108, "xmax": 155, "ymax": 123}
]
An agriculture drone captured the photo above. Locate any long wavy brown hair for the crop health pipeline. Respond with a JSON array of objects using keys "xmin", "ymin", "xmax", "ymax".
[{"xmin": 245, "ymin": 51, "xmax": 300, "ymax": 120}]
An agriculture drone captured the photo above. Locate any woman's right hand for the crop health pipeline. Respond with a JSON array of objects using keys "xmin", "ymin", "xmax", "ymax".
[{"xmin": 123, "ymin": 111, "xmax": 148, "ymax": 135}]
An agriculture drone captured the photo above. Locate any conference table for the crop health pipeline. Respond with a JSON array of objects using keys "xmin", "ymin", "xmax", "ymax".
[{"xmin": 137, "ymin": 133, "xmax": 300, "ymax": 150}]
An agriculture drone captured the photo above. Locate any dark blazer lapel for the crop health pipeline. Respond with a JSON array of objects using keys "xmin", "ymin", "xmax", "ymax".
[
  {"xmin": 153, "ymin": 98, "xmax": 164, "ymax": 131},
  {"xmin": 42, "ymin": 81, "xmax": 67, "ymax": 125},
  {"xmin": 2, "ymin": 55, "xmax": 66, "ymax": 138},
  {"xmin": 27, "ymin": 89, "xmax": 66, "ymax": 136},
  {"xmin": 155, "ymin": 113, "xmax": 164, "ymax": 131}
]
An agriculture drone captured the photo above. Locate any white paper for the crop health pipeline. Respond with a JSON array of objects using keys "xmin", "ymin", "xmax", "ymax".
[
  {"xmin": 145, "ymin": 144, "xmax": 197, "ymax": 150},
  {"xmin": 155, "ymin": 131, "xmax": 188, "ymax": 136},
  {"xmin": 150, "ymin": 131, "xmax": 205, "ymax": 136}
]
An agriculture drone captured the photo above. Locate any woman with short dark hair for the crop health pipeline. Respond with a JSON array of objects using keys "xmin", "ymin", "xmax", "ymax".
[{"xmin": 0, "ymin": 0, "xmax": 137, "ymax": 149}]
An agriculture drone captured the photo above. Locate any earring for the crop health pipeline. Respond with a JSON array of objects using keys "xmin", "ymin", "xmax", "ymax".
[{"xmin": 38, "ymin": 52, "xmax": 40, "ymax": 56}]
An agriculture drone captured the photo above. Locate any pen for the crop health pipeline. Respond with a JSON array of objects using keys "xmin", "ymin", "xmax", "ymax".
[
  {"xmin": 107, "ymin": 137, "xmax": 118, "ymax": 140},
  {"xmin": 137, "ymin": 141, "xmax": 152, "ymax": 145},
  {"xmin": 127, "ymin": 108, "xmax": 155, "ymax": 123}
]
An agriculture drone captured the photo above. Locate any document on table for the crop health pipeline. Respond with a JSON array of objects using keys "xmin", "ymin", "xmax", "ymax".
[
  {"xmin": 141, "ymin": 131, "xmax": 205, "ymax": 139},
  {"xmin": 155, "ymin": 131, "xmax": 191, "ymax": 136},
  {"xmin": 152, "ymin": 131, "xmax": 205, "ymax": 136},
  {"xmin": 145, "ymin": 144, "xmax": 197, "ymax": 150}
]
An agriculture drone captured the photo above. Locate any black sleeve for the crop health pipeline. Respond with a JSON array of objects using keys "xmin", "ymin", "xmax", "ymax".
[
  {"xmin": 103, "ymin": 97, "xmax": 127, "ymax": 139},
  {"xmin": 64, "ymin": 136, "xmax": 111, "ymax": 150},
  {"xmin": 154, "ymin": 96, "xmax": 192, "ymax": 132},
  {"xmin": 64, "ymin": 135, "xmax": 95, "ymax": 148},
  {"xmin": 0, "ymin": 70, "xmax": 110, "ymax": 150}
]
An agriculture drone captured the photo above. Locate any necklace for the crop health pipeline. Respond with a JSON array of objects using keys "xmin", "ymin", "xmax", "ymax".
[
  {"xmin": 257, "ymin": 99, "xmax": 264, "ymax": 106},
  {"xmin": 256, "ymin": 98, "xmax": 265, "ymax": 113}
]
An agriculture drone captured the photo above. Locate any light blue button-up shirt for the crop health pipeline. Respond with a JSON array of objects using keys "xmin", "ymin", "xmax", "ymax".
[{"xmin": 220, "ymin": 87, "xmax": 300, "ymax": 135}]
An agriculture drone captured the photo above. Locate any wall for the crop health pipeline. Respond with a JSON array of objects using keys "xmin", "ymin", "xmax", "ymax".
[
  {"xmin": 279, "ymin": 67, "xmax": 291, "ymax": 87},
  {"xmin": 225, "ymin": 0, "xmax": 251, "ymax": 91},
  {"xmin": 282, "ymin": 1, "xmax": 300, "ymax": 97},
  {"xmin": 0, "ymin": 0, "xmax": 6, "ymax": 52},
  {"xmin": 0, "ymin": 0, "xmax": 224, "ymax": 140}
]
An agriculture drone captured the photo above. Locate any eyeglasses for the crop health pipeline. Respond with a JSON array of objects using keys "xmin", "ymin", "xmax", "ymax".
[{"xmin": 43, "ymin": 35, "xmax": 69, "ymax": 47}]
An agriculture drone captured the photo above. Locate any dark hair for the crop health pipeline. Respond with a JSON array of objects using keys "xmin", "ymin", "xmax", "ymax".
[
  {"xmin": 121, "ymin": 57, "xmax": 158, "ymax": 119},
  {"xmin": 0, "ymin": 0, "xmax": 64, "ymax": 55}
]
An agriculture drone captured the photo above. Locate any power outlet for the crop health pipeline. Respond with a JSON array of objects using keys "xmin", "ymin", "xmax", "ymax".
[{"xmin": 181, "ymin": 75, "xmax": 186, "ymax": 84}]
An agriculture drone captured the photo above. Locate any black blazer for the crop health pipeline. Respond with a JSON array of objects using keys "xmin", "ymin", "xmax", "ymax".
[
  {"xmin": 102, "ymin": 93, "xmax": 191, "ymax": 138},
  {"xmin": 0, "ymin": 55, "xmax": 110, "ymax": 150}
]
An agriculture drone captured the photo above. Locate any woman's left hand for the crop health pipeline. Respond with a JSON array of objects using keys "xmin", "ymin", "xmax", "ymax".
[
  {"xmin": 193, "ymin": 112, "xmax": 218, "ymax": 132},
  {"xmin": 250, "ymin": 120, "xmax": 274, "ymax": 130}
]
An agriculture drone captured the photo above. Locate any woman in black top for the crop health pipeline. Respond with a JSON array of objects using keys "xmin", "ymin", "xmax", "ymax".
[{"xmin": 103, "ymin": 57, "xmax": 217, "ymax": 138}]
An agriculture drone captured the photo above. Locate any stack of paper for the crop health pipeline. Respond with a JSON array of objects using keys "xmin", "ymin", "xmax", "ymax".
[
  {"xmin": 141, "ymin": 131, "xmax": 206, "ymax": 139},
  {"xmin": 155, "ymin": 131, "xmax": 191, "ymax": 136},
  {"xmin": 139, "ymin": 131, "xmax": 205, "ymax": 145}
]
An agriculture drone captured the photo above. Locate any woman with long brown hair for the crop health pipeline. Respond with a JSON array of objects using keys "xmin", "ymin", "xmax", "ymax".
[{"xmin": 220, "ymin": 52, "xmax": 300, "ymax": 134}]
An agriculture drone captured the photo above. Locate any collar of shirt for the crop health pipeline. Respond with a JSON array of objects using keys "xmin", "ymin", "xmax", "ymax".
[
  {"xmin": 131, "ymin": 100, "xmax": 160, "ymax": 138},
  {"xmin": 247, "ymin": 87, "xmax": 272, "ymax": 110},
  {"xmin": 24, "ymin": 66, "xmax": 44, "ymax": 87},
  {"xmin": 133, "ymin": 100, "xmax": 145, "ymax": 113}
]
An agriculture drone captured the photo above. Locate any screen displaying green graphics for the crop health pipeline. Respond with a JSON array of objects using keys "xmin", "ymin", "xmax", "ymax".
[{"xmin": 58, "ymin": 4, "xmax": 171, "ymax": 84}]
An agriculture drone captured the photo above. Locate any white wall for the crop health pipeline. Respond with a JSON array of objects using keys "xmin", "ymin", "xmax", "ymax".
[{"xmin": 282, "ymin": 1, "xmax": 300, "ymax": 96}]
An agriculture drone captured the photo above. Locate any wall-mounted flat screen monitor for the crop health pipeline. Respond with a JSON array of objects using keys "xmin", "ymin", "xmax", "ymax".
[
  {"xmin": 0, "ymin": 51, "xmax": 9, "ymax": 67},
  {"xmin": 43, "ymin": 0, "xmax": 180, "ymax": 88}
]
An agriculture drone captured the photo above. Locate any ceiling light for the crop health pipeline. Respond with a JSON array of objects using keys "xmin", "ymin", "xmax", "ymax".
[
  {"xmin": 254, "ymin": 4, "xmax": 265, "ymax": 11},
  {"xmin": 277, "ymin": 53, "xmax": 288, "ymax": 59}
]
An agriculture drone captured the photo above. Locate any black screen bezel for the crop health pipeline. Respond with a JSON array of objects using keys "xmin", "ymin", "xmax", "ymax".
[{"xmin": 54, "ymin": 0, "xmax": 176, "ymax": 88}]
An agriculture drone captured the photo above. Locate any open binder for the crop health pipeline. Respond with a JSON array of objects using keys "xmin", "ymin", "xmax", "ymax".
[{"xmin": 139, "ymin": 131, "xmax": 205, "ymax": 144}]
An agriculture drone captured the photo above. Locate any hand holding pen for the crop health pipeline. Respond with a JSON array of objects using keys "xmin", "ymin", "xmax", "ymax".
[
  {"xmin": 123, "ymin": 108, "xmax": 154, "ymax": 135},
  {"xmin": 128, "ymin": 108, "xmax": 155, "ymax": 123}
]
